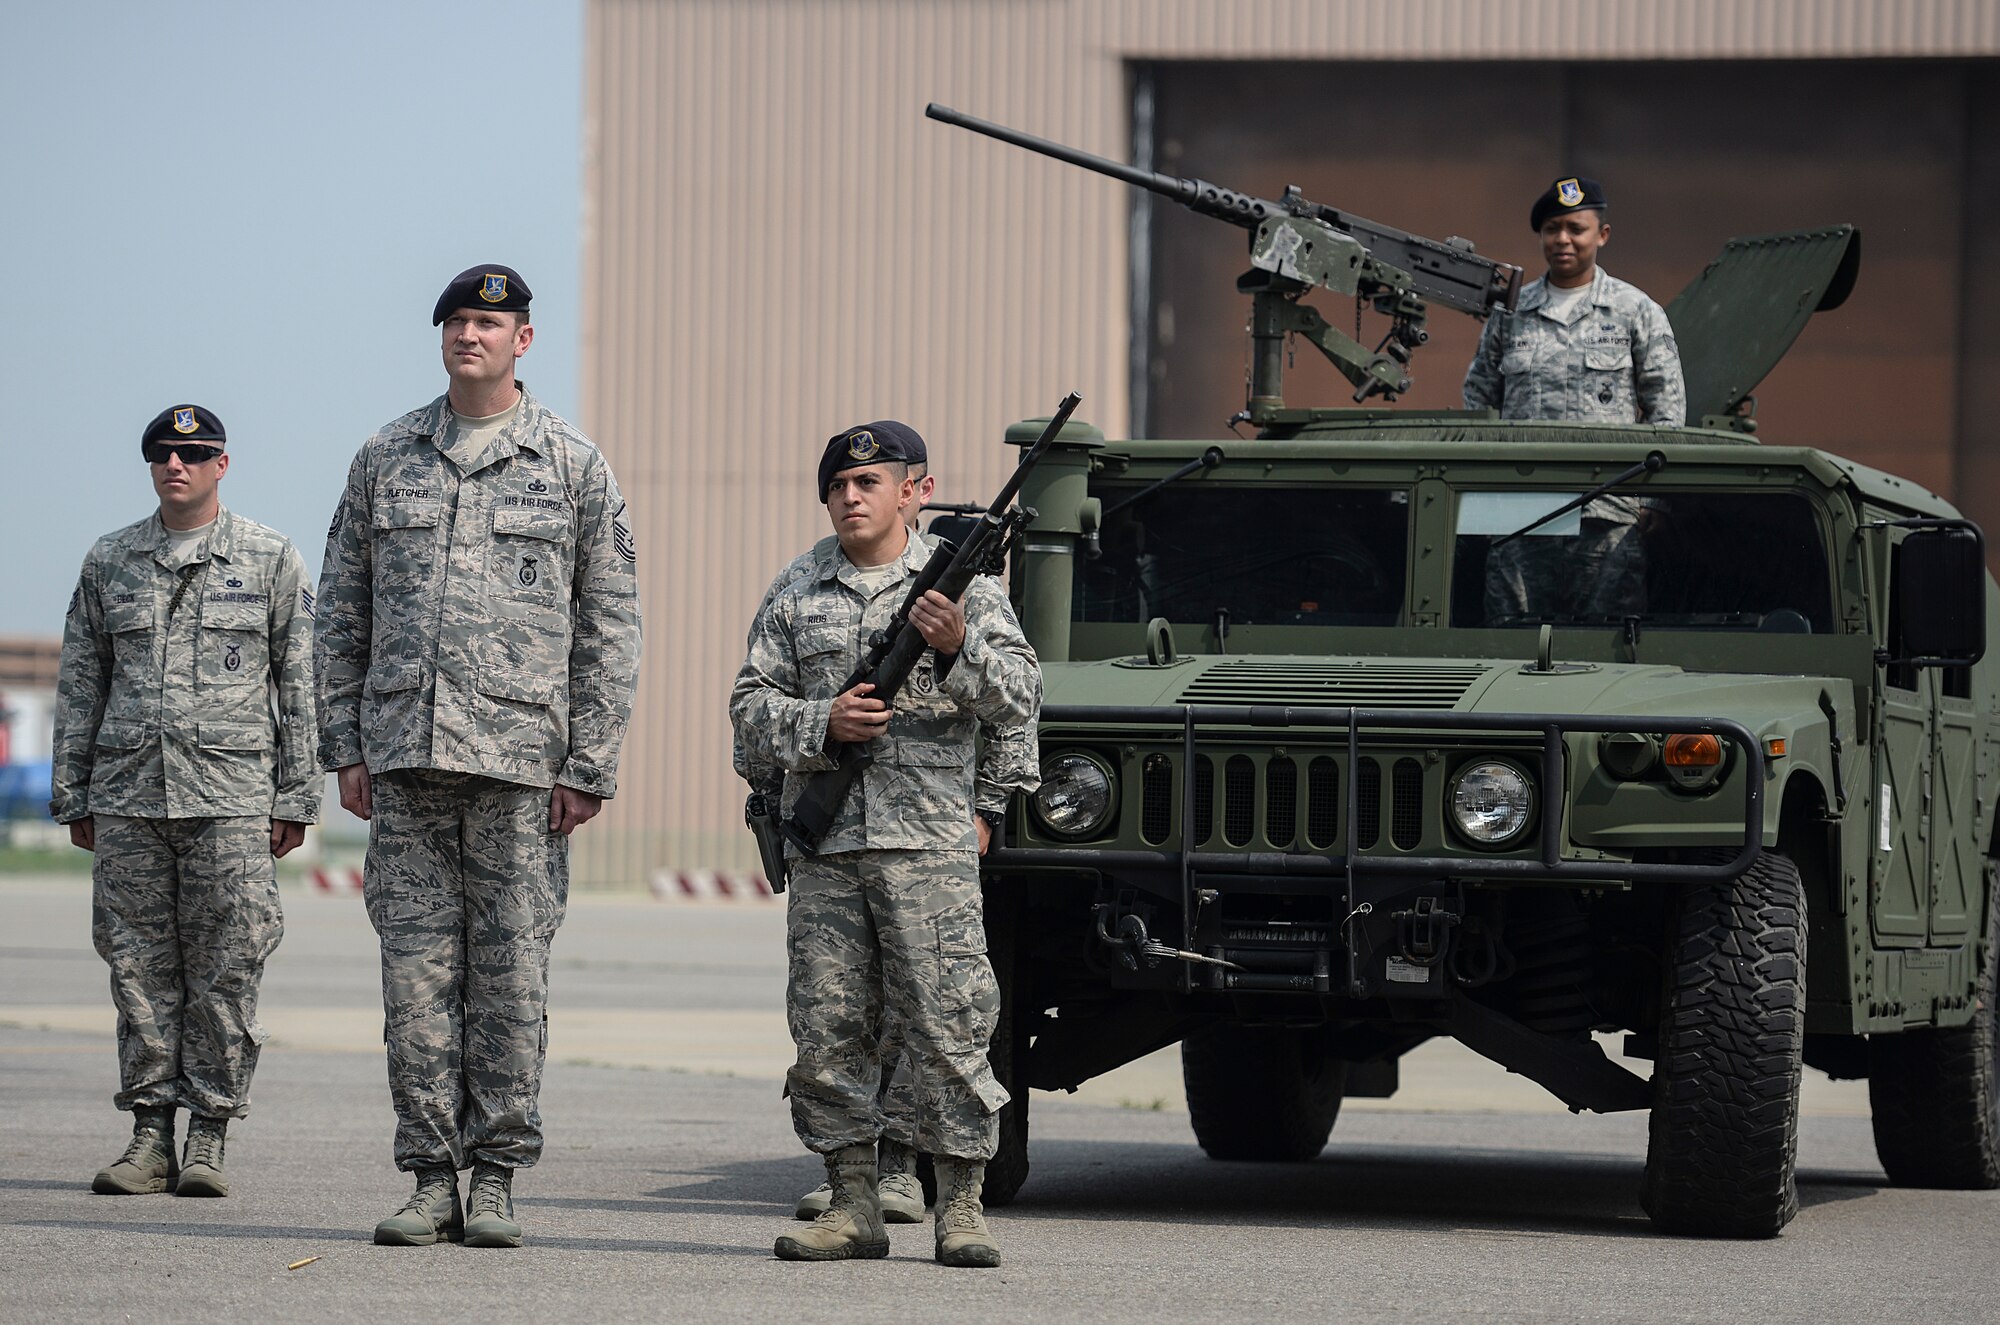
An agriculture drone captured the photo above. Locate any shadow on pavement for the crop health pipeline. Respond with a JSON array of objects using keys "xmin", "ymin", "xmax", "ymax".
[{"xmin": 541, "ymin": 1138, "xmax": 1884, "ymax": 1239}]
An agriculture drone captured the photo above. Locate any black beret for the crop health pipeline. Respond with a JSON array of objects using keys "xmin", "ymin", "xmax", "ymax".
[
  {"xmin": 140, "ymin": 403, "xmax": 226, "ymax": 452},
  {"xmin": 432, "ymin": 264, "xmax": 532, "ymax": 325},
  {"xmin": 1530, "ymin": 176, "xmax": 1608, "ymax": 232},
  {"xmin": 818, "ymin": 420, "xmax": 928, "ymax": 501}
]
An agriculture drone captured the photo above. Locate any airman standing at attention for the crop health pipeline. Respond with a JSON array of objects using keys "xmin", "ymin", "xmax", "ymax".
[
  {"xmin": 315, "ymin": 265, "xmax": 642, "ymax": 1248},
  {"xmin": 52, "ymin": 404, "xmax": 320, "ymax": 1199},
  {"xmin": 732, "ymin": 422, "xmax": 1041, "ymax": 1267},
  {"xmin": 1464, "ymin": 176, "xmax": 1687, "ymax": 623},
  {"xmin": 736, "ymin": 433, "xmax": 1040, "ymax": 1228}
]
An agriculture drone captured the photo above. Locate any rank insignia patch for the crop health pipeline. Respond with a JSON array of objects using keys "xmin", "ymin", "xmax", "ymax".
[
  {"xmin": 173, "ymin": 407, "xmax": 198, "ymax": 434},
  {"xmin": 1556, "ymin": 178, "xmax": 1584, "ymax": 208},
  {"xmin": 480, "ymin": 273, "xmax": 508, "ymax": 303}
]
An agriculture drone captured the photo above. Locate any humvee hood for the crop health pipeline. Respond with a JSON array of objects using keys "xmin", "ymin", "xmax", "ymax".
[{"xmin": 1040, "ymin": 654, "xmax": 1837, "ymax": 725}]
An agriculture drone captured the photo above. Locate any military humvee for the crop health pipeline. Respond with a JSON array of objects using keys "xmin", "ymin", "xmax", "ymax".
[{"xmin": 931, "ymin": 107, "xmax": 1999, "ymax": 1237}]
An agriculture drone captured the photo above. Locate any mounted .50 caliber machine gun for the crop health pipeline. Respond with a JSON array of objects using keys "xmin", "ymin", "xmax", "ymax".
[{"xmin": 925, "ymin": 104, "xmax": 1523, "ymax": 425}]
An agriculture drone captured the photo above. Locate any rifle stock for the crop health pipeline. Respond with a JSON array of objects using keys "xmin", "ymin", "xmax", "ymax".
[{"xmin": 780, "ymin": 392, "xmax": 1081, "ymax": 855}]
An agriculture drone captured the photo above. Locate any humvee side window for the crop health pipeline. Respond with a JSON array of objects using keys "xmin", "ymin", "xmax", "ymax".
[
  {"xmin": 1450, "ymin": 490, "xmax": 1834, "ymax": 632},
  {"xmin": 1075, "ymin": 486, "xmax": 1410, "ymax": 626}
]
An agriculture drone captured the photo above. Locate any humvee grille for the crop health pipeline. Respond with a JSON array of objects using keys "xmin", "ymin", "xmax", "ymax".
[
  {"xmin": 1306, "ymin": 757, "xmax": 1338, "ymax": 848},
  {"xmin": 1265, "ymin": 756, "xmax": 1298, "ymax": 847},
  {"xmin": 1130, "ymin": 748, "xmax": 1440, "ymax": 854},
  {"xmin": 1192, "ymin": 756, "xmax": 1214, "ymax": 844},
  {"xmin": 1177, "ymin": 661, "xmax": 1489, "ymax": 708},
  {"xmin": 1140, "ymin": 754, "xmax": 1173, "ymax": 844},
  {"xmin": 1392, "ymin": 758, "xmax": 1425, "ymax": 849},
  {"xmin": 1223, "ymin": 755, "xmax": 1256, "ymax": 846},
  {"xmin": 1355, "ymin": 758, "xmax": 1382, "ymax": 848}
]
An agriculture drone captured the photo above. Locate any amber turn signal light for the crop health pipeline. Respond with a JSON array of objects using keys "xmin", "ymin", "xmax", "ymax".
[{"xmin": 1663, "ymin": 733, "xmax": 1723, "ymax": 768}]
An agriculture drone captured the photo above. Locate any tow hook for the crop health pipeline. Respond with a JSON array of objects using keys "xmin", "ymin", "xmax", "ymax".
[
  {"xmin": 1392, "ymin": 896, "xmax": 1461, "ymax": 967},
  {"xmin": 1093, "ymin": 904, "xmax": 1243, "ymax": 972}
]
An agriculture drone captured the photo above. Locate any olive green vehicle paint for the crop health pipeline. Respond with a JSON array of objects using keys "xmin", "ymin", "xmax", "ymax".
[{"xmin": 930, "ymin": 109, "xmax": 2000, "ymax": 1237}]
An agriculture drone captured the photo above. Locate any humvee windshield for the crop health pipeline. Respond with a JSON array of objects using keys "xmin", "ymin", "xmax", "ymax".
[
  {"xmin": 1075, "ymin": 485, "xmax": 1409, "ymax": 626},
  {"xmin": 1451, "ymin": 489, "xmax": 1835, "ymax": 631}
]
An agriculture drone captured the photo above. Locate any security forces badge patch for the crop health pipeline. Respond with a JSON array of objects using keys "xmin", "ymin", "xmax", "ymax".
[
  {"xmin": 1556, "ymin": 178, "xmax": 1584, "ymax": 208},
  {"xmin": 173, "ymin": 407, "xmax": 198, "ymax": 434},
  {"xmin": 481, "ymin": 273, "xmax": 509, "ymax": 304},
  {"xmin": 845, "ymin": 429, "xmax": 879, "ymax": 462}
]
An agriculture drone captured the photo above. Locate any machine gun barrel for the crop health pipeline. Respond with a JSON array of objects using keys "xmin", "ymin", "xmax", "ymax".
[
  {"xmin": 925, "ymin": 102, "xmax": 1285, "ymax": 229},
  {"xmin": 925, "ymin": 102, "xmax": 1519, "ymax": 319}
]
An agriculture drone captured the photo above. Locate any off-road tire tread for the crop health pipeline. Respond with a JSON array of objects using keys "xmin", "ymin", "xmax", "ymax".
[
  {"xmin": 1183, "ymin": 1022, "xmax": 1344, "ymax": 1162},
  {"xmin": 1641, "ymin": 849, "xmax": 1805, "ymax": 1238},
  {"xmin": 1868, "ymin": 902, "xmax": 2000, "ymax": 1189}
]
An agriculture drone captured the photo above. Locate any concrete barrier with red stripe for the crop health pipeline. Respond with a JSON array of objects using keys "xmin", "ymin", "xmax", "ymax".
[{"xmin": 648, "ymin": 869, "xmax": 777, "ymax": 902}]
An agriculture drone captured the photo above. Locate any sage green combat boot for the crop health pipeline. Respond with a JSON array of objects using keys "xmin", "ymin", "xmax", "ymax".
[
  {"xmin": 932, "ymin": 1157, "xmax": 1001, "ymax": 1268},
  {"xmin": 792, "ymin": 1177, "xmax": 833, "ymax": 1220},
  {"xmin": 774, "ymin": 1144, "xmax": 890, "ymax": 1261},
  {"xmin": 463, "ymin": 1162, "xmax": 523, "ymax": 1248},
  {"xmin": 175, "ymin": 1116, "xmax": 229, "ymax": 1197},
  {"xmin": 876, "ymin": 1137, "xmax": 926, "ymax": 1224},
  {"xmin": 92, "ymin": 1107, "xmax": 177, "ymax": 1195},
  {"xmin": 373, "ymin": 1167, "xmax": 463, "ymax": 1246}
]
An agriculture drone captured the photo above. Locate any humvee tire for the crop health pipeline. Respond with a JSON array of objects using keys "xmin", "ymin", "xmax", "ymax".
[
  {"xmin": 1184, "ymin": 1022, "xmax": 1345, "ymax": 1162},
  {"xmin": 1642, "ymin": 849, "xmax": 1806, "ymax": 1237},
  {"xmin": 1868, "ymin": 901, "xmax": 2000, "ymax": 1189}
]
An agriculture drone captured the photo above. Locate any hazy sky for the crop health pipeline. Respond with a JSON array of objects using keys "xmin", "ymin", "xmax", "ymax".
[{"xmin": 0, "ymin": 1, "xmax": 583, "ymax": 635}]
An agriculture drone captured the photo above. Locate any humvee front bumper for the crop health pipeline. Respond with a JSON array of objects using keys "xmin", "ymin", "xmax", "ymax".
[{"xmin": 986, "ymin": 703, "xmax": 1764, "ymax": 1002}]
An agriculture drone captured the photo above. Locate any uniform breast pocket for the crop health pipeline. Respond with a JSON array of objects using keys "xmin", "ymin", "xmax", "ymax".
[
  {"xmin": 199, "ymin": 600, "xmax": 268, "ymax": 687},
  {"xmin": 795, "ymin": 626, "xmax": 853, "ymax": 696},
  {"xmin": 491, "ymin": 507, "xmax": 570, "ymax": 604},
  {"xmin": 1499, "ymin": 346, "xmax": 1535, "ymax": 378},
  {"xmin": 373, "ymin": 501, "xmax": 443, "ymax": 585},
  {"xmin": 103, "ymin": 598, "xmax": 155, "ymax": 669},
  {"xmin": 1583, "ymin": 346, "xmax": 1633, "ymax": 407}
]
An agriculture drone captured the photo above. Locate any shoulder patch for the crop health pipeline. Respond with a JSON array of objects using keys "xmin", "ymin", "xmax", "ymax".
[{"xmin": 612, "ymin": 502, "xmax": 637, "ymax": 564}]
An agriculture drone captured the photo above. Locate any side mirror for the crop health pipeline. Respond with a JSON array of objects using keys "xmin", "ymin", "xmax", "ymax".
[{"xmin": 1895, "ymin": 520, "xmax": 1986, "ymax": 666}]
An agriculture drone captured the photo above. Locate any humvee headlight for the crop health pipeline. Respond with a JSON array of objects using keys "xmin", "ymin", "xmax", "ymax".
[
  {"xmin": 1598, "ymin": 732, "xmax": 1659, "ymax": 781},
  {"xmin": 1032, "ymin": 753, "xmax": 1115, "ymax": 839},
  {"xmin": 1448, "ymin": 761, "xmax": 1535, "ymax": 848},
  {"xmin": 1663, "ymin": 733, "xmax": 1727, "ymax": 791}
]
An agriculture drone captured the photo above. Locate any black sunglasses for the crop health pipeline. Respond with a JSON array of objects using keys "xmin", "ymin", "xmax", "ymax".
[{"xmin": 144, "ymin": 442, "xmax": 225, "ymax": 466}]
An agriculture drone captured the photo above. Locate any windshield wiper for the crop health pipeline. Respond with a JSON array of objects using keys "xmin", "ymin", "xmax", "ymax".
[
  {"xmin": 1488, "ymin": 450, "xmax": 1666, "ymax": 549},
  {"xmin": 1102, "ymin": 447, "xmax": 1224, "ymax": 520}
]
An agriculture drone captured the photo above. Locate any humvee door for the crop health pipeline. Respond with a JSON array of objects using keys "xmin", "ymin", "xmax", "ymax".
[{"xmin": 1666, "ymin": 224, "xmax": 1861, "ymax": 426}]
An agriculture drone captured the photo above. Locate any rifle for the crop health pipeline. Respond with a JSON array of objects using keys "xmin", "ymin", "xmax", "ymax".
[
  {"xmin": 780, "ymin": 391, "xmax": 1082, "ymax": 857},
  {"xmin": 925, "ymin": 103, "xmax": 1521, "ymax": 417}
]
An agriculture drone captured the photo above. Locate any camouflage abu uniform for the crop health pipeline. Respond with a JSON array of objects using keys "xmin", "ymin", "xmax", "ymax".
[
  {"xmin": 315, "ymin": 384, "xmax": 641, "ymax": 1172},
  {"xmin": 51, "ymin": 506, "xmax": 320, "ymax": 1119},
  {"xmin": 1463, "ymin": 266, "xmax": 1686, "ymax": 624},
  {"xmin": 731, "ymin": 530, "xmax": 1042, "ymax": 1159},
  {"xmin": 737, "ymin": 536, "xmax": 1040, "ymax": 1154}
]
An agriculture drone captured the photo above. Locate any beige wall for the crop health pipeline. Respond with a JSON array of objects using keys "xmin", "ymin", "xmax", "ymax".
[{"xmin": 579, "ymin": 0, "xmax": 2000, "ymax": 886}]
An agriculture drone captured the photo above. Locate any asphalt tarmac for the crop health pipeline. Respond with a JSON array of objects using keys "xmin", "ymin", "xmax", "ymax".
[{"xmin": 2, "ymin": 876, "xmax": 1994, "ymax": 1322}]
